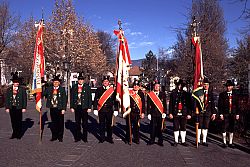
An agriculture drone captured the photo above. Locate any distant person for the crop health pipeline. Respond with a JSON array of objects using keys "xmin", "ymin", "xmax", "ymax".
[
  {"xmin": 169, "ymin": 79, "xmax": 191, "ymax": 147},
  {"xmin": 93, "ymin": 76, "xmax": 118, "ymax": 143},
  {"xmin": 193, "ymin": 78, "xmax": 216, "ymax": 146},
  {"xmin": 43, "ymin": 75, "xmax": 67, "ymax": 142},
  {"xmin": 218, "ymin": 80, "xmax": 239, "ymax": 148},
  {"xmin": 5, "ymin": 72, "xmax": 27, "ymax": 139},
  {"xmin": 125, "ymin": 80, "xmax": 145, "ymax": 144},
  {"xmin": 147, "ymin": 81, "xmax": 167, "ymax": 146},
  {"xmin": 70, "ymin": 73, "xmax": 92, "ymax": 142}
]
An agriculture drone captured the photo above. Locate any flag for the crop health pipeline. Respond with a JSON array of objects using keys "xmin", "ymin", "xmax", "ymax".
[
  {"xmin": 32, "ymin": 20, "xmax": 45, "ymax": 112},
  {"xmin": 114, "ymin": 29, "xmax": 131, "ymax": 117},
  {"xmin": 192, "ymin": 36, "xmax": 204, "ymax": 90},
  {"xmin": 192, "ymin": 36, "xmax": 204, "ymax": 110}
]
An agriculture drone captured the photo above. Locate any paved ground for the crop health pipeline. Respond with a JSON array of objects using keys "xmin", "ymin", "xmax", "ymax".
[{"xmin": 0, "ymin": 101, "xmax": 249, "ymax": 167}]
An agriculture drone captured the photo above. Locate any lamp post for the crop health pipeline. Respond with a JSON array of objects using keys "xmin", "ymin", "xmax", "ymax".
[
  {"xmin": 62, "ymin": 28, "xmax": 73, "ymax": 108},
  {"xmin": 63, "ymin": 60, "xmax": 70, "ymax": 108}
]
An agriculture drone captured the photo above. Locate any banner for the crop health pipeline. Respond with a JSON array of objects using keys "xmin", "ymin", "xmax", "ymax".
[{"xmin": 32, "ymin": 20, "xmax": 45, "ymax": 112}]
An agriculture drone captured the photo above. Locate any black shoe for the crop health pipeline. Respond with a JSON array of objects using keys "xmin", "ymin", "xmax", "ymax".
[
  {"xmin": 181, "ymin": 142, "xmax": 188, "ymax": 147},
  {"xmin": 202, "ymin": 142, "xmax": 208, "ymax": 147},
  {"xmin": 147, "ymin": 141, "xmax": 154, "ymax": 145},
  {"xmin": 50, "ymin": 138, "xmax": 57, "ymax": 141},
  {"xmin": 82, "ymin": 139, "xmax": 88, "ymax": 143},
  {"xmin": 9, "ymin": 136, "xmax": 16, "ymax": 139},
  {"xmin": 135, "ymin": 140, "xmax": 140, "ymax": 144},
  {"xmin": 158, "ymin": 142, "xmax": 164, "ymax": 147},
  {"xmin": 74, "ymin": 139, "xmax": 81, "ymax": 142},
  {"xmin": 107, "ymin": 139, "xmax": 114, "ymax": 144},
  {"xmin": 58, "ymin": 139, "xmax": 63, "ymax": 142},
  {"xmin": 222, "ymin": 143, "xmax": 227, "ymax": 148},
  {"xmin": 173, "ymin": 142, "xmax": 178, "ymax": 147},
  {"xmin": 228, "ymin": 144, "xmax": 235, "ymax": 149},
  {"xmin": 99, "ymin": 139, "xmax": 105, "ymax": 143}
]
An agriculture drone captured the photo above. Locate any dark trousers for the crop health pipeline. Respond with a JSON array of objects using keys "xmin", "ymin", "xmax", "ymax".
[
  {"xmin": 50, "ymin": 108, "xmax": 64, "ymax": 140},
  {"xmin": 173, "ymin": 116, "xmax": 187, "ymax": 131},
  {"xmin": 222, "ymin": 114, "xmax": 235, "ymax": 133},
  {"xmin": 9, "ymin": 107, "xmax": 22, "ymax": 138},
  {"xmin": 126, "ymin": 112, "xmax": 140, "ymax": 142},
  {"xmin": 198, "ymin": 114, "xmax": 210, "ymax": 129},
  {"xmin": 99, "ymin": 111, "xmax": 113, "ymax": 141},
  {"xmin": 150, "ymin": 116, "xmax": 163, "ymax": 143},
  {"xmin": 75, "ymin": 106, "xmax": 88, "ymax": 140}
]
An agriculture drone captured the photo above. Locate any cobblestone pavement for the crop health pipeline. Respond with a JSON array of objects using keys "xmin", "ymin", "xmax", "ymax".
[{"xmin": 0, "ymin": 101, "xmax": 249, "ymax": 167}]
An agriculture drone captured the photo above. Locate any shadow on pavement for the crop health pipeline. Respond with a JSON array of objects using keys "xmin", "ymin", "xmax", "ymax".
[
  {"xmin": 88, "ymin": 115, "xmax": 101, "ymax": 141},
  {"xmin": 20, "ymin": 118, "xmax": 34, "ymax": 138},
  {"xmin": 65, "ymin": 120, "xmax": 77, "ymax": 140}
]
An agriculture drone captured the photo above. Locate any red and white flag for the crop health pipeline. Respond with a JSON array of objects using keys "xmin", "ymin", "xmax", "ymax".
[
  {"xmin": 114, "ymin": 29, "xmax": 131, "ymax": 118},
  {"xmin": 192, "ymin": 36, "xmax": 204, "ymax": 90},
  {"xmin": 32, "ymin": 20, "xmax": 45, "ymax": 112}
]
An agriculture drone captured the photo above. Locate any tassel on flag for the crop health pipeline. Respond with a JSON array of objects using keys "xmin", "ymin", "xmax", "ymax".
[{"xmin": 32, "ymin": 19, "xmax": 45, "ymax": 112}]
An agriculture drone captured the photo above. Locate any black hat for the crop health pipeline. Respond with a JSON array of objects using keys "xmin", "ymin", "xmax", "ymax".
[
  {"xmin": 102, "ymin": 75, "xmax": 110, "ymax": 81},
  {"xmin": 133, "ymin": 80, "xmax": 140, "ymax": 86},
  {"xmin": 224, "ymin": 79, "xmax": 235, "ymax": 87},
  {"xmin": 203, "ymin": 77, "xmax": 211, "ymax": 84},
  {"xmin": 11, "ymin": 72, "xmax": 20, "ymax": 83},
  {"xmin": 52, "ymin": 75, "xmax": 61, "ymax": 82},
  {"xmin": 174, "ymin": 79, "xmax": 185, "ymax": 86},
  {"xmin": 78, "ymin": 72, "xmax": 84, "ymax": 80}
]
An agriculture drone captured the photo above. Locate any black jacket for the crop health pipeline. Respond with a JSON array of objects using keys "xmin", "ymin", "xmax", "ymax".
[
  {"xmin": 130, "ymin": 90, "xmax": 145, "ymax": 114},
  {"xmin": 43, "ymin": 86, "xmax": 67, "ymax": 110},
  {"xmin": 5, "ymin": 86, "xmax": 27, "ymax": 110},
  {"xmin": 169, "ymin": 89, "xmax": 191, "ymax": 116},
  {"xmin": 218, "ymin": 90, "xmax": 238, "ymax": 115},
  {"xmin": 147, "ymin": 91, "xmax": 166, "ymax": 117},
  {"xmin": 93, "ymin": 86, "xmax": 118, "ymax": 112},
  {"xmin": 70, "ymin": 83, "xmax": 92, "ymax": 109}
]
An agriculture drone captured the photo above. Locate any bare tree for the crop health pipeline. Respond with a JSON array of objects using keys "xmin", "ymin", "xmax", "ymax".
[
  {"xmin": 0, "ymin": 1, "xmax": 20, "ymax": 56},
  {"xmin": 172, "ymin": 0, "xmax": 228, "ymax": 91}
]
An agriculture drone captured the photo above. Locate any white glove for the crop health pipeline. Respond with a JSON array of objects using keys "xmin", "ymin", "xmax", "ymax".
[
  {"xmin": 114, "ymin": 111, "xmax": 118, "ymax": 117},
  {"xmin": 61, "ymin": 110, "xmax": 65, "ymax": 114},
  {"xmin": 5, "ymin": 109, "xmax": 10, "ymax": 113},
  {"xmin": 94, "ymin": 110, "xmax": 98, "ymax": 116},
  {"xmin": 148, "ymin": 114, "xmax": 151, "ymax": 121},
  {"xmin": 162, "ymin": 113, "xmax": 166, "ymax": 119},
  {"xmin": 87, "ymin": 109, "xmax": 92, "ymax": 113}
]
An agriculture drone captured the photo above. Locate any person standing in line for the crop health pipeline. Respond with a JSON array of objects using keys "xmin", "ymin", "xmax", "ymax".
[
  {"xmin": 43, "ymin": 75, "xmax": 67, "ymax": 142},
  {"xmin": 70, "ymin": 73, "xmax": 92, "ymax": 142},
  {"xmin": 5, "ymin": 72, "xmax": 27, "ymax": 139}
]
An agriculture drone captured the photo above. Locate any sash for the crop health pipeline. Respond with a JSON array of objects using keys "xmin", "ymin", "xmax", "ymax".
[
  {"xmin": 147, "ymin": 91, "xmax": 164, "ymax": 114},
  {"xmin": 129, "ymin": 90, "xmax": 142, "ymax": 115},
  {"xmin": 98, "ymin": 86, "xmax": 114, "ymax": 111}
]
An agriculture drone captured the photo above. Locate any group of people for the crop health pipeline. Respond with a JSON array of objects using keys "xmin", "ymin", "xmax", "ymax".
[{"xmin": 5, "ymin": 72, "xmax": 240, "ymax": 149}]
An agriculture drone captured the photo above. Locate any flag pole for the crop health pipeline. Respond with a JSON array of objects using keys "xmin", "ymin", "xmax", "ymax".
[
  {"xmin": 191, "ymin": 16, "xmax": 201, "ymax": 148},
  {"xmin": 118, "ymin": 20, "xmax": 132, "ymax": 145}
]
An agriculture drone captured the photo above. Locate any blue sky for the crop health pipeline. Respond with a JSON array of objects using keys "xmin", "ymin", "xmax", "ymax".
[{"xmin": 6, "ymin": 0, "xmax": 249, "ymax": 60}]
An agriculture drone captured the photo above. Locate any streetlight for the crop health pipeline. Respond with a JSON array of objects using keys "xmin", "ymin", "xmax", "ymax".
[
  {"xmin": 61, "ymin": 28, "xmax": 73, "ymax": 108},
  {"xmin": 63, "ymin": 60, "xmax": 70, "ymax": 108}
]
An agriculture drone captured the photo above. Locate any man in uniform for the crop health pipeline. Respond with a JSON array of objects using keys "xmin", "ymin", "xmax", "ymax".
[
  {"xmin": 193, "ymin": 78, "xmax": 216, "ymax": 146},
  {"xmin": 125, "ymin": 80, "xmax": 145, "ymax": 144},
  {"xmin": 5, "ymin": 72, "xmax": 27, "ymax": 139},
  {"xmin": 70, "ymin": 73, "xmax": 92, "ymax": 142},
  {"xmin": 93, "ymin": 76, "xmax": 118, "ymax": 143},
  {"xmin": 218, "ymin": 79, "xmax": 239, "ymax": 148},
  {"xmin": 147, "ymin": 80, "xmax": 167, "ymax": 146},
  {"xmin": 169, "ymin": 79, "xmax": 191, "ymax": 147},
  {"xmin": 43, "ymin": 75, "xmax": 67, "ymax": 142}
]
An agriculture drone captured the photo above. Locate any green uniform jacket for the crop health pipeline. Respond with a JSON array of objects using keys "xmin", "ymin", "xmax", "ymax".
[
  {"xmin": 43, "ymin": 86, "xmax": 67, "ymax": 110},
  {"xmin": 70, "ymin": 83, "xmax": 92, "ymax": 109},
  {"xmin": 5, "ymin": 86, "xmax": 27, "ymax": 110}
]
